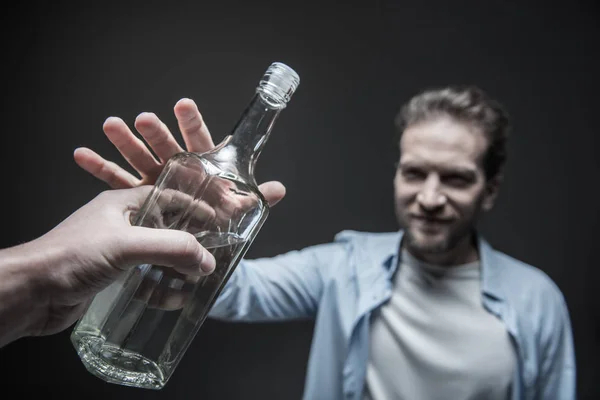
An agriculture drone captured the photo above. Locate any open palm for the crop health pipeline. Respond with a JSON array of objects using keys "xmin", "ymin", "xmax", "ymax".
[{"xmin": 74, "ymin": 98, "xmax": 286, "ymax": 207}]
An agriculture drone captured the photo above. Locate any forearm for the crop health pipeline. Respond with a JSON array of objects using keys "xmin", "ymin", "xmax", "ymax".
[
  {"xmin": 210, "ymin": 255, "xmax": 323, "ymax": 322},
  {"xmin": 0, "ymin": 241, "xmax": 48, "ymax": 347}
]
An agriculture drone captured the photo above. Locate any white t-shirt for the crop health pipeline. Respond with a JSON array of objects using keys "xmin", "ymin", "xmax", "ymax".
[{"xmin": 363, "ymin": 249, "xmax": 516, "ymax": 400}]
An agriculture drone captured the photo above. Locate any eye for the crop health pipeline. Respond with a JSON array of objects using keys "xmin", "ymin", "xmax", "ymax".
[
  {"xmin": 401, "ymin": 167, "xmax": 426, "ymax": 181},
  {"xmin": 443, "ymin": 174, "xmax": 471, "ymax": 187}
]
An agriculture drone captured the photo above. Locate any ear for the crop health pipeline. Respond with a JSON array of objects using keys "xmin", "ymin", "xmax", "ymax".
[{"xmin": 482, "ymin": 174, "xmax": 502, "ymax": 211}]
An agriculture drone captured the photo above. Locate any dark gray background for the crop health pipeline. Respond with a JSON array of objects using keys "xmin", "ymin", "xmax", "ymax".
[{"xmin": 1, "ymin": 1, "xmax": 598, "ymax": 398}]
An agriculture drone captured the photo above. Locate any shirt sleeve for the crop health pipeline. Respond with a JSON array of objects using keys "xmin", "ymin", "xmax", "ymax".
[
  {"xmin": 208, "ymin": 241, "xmax": 349, "ymax": 321},
  {"xmin": 537, "ymin": 287, "xmax": 577, "ymax": 399}
]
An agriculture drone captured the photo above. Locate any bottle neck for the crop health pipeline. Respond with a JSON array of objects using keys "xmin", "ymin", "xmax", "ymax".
[{"xmin": 215, "ymin": 92, "xmax": 283, "ymax": 181}]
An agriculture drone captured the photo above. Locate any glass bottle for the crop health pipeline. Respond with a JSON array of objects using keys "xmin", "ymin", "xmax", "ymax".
[{"xmin": 70, "ymin": 62, "xmax": 300, "ymax": 390}]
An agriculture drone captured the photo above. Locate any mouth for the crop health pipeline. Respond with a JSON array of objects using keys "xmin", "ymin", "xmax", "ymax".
[
  {"xmin": 411, "ymin": 215, "xmax": 452, "ymax": 224},
  {"xmin": 409, "ymin": 215, "xmax": 453, "ymax": 234}
]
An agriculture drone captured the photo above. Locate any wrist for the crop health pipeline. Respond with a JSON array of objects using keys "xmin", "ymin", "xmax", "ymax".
[{"xmin": 0, "ymin": 239, "xmax": 53, "ymax": 346}]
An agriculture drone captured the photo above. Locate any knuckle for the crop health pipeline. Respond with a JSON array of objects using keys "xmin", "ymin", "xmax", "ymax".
[
  {"xmin": 96, "ymin": 189, "xmax": 112, "ymax": 201},
  {"xmin": 184, "ymin": 114, "xmax": 202, "ymax": 130},
  {"xmin": 105, "ymin": 169, "xmax": 123, "ymax": 189}
]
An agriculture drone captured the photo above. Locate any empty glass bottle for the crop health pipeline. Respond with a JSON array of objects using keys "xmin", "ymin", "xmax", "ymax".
[{"xmin": 70, "ymin": 62, "xmax": 300, "ymax": 389}]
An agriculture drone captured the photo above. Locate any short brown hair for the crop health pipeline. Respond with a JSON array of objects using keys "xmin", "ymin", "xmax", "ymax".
[{"xmin": 395, "ymin": 85, "xmax": 511, "ymax": 180}]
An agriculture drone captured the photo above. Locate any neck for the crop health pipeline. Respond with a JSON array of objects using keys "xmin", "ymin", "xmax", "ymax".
[
  {"xmin": 222, "ymin": 93, "xmax": 282, "ymax": 180},
  {"xmin": 402, "ymin": 232, "xmax": 480, "ymax": 267}
]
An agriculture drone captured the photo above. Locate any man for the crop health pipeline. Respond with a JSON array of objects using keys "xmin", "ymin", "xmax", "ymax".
[
  {"xmin": 0, "ymin": 186, "xmax": 219, "ymax": 348},
  {"xmin": 74, "ymin": 87, "xmax": 575, "ymax": 399}
]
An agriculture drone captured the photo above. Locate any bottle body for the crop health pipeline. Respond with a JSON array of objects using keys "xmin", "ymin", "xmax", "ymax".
[{"xmin": 71, "ymin": 149, "xmax": 267, "ymax": 389}]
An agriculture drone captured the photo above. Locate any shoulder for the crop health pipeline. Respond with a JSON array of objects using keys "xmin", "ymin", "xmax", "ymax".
[
  {"xmin": 484, "ymin": 243, "xmax": 572, "ymax": 336},
  {"xmin": 489, "ymin": 247, "xmax": 566, "ymax": 302}
]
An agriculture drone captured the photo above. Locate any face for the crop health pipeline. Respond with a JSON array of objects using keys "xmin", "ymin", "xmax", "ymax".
[{"xmin": 394, "ymin": 117, "xmax": 500, "ymax": 256}]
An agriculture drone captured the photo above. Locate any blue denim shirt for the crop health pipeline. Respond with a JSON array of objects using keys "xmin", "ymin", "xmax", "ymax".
[{"xmin": 210, "ymin": 230, "xmax": 576, "ymax": 400}]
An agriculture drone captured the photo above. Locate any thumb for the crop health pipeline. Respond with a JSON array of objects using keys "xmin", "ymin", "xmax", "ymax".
[
  {"xmin": 258, "ymin": 181, "xmax": 286, "ymax": 207},
  {"xmin": 118, "ymin": 227, "xmax": 216, "ymax": 276},
  {"xmin": 115, "ymin": 185, "xmax": 155, "ymax": 207}
]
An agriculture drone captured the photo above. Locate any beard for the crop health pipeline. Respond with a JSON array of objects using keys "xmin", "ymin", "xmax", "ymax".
[{"xmin": 401, "ymin": 219, "xmax": 473, "ymax": 255}]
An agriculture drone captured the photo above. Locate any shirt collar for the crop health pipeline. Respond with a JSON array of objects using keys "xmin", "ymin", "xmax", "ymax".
[{"xmin": 381, "ymin": 230, "xmax": 505, "ymax": 301}]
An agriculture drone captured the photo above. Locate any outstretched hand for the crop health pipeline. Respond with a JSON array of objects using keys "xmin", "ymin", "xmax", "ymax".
[{"xmin": 73, "ymin": 98, "xmax": 286, "ymax": 207}]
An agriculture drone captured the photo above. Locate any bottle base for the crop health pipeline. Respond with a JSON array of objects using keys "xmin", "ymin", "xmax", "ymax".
[{"xmin": 72, "ymin": 334, "xmax": 166, "ymax": 390}]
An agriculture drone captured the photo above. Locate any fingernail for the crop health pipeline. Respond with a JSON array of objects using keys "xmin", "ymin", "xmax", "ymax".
[
  {"xmin": 105, "ymin": 116, "xmax": 122, "ymax": 123},
  {"xmin": 200, "ymin": 249, "xmax": 216, "ymax": 274},
  {"xmin": 136, "ymin": 112, "xmax": 156, "ymax": 120}
]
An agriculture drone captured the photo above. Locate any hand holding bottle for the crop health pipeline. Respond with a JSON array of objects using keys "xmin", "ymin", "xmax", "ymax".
[
  {"xmin": 0, "ymin": 186, "xmax": 216, "ymax": 348},
  {"xmin": 73, "ymin": 98, "xmax": 286, "ymax": 207},
  {"xmin": 126, "ymin": 181, "xmax": 260, "ymax": 312}
]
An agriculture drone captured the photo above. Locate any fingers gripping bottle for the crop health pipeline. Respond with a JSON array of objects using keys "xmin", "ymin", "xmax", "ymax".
[{"xmin": 70, "ymin": 62, "xmax": 300, "ymax": 389}]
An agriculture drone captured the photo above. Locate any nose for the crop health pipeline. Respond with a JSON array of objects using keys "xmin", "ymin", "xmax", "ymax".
[{"xmin": 416, "ymin": 177, "xmax": 447, "ymax": 211}]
